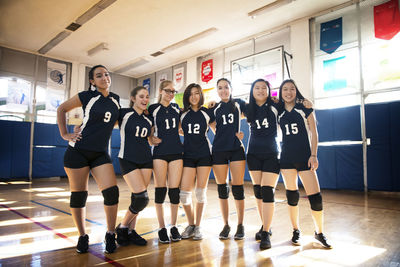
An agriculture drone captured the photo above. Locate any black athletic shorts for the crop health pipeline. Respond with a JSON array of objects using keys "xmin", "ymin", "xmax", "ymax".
[
  {"xmin": 212, "ymin": 146, "xmax": 246, "ymax": 165},
  {"xmin": 119, "ymin": 158, "xmax": 153, "ymax": 175},
  {"xmin": 153, "ymin": 153, "xmax": 183, "ymax": 163},
  {"xmin": 64, "ymin": 146, "xmax": 111, "ymax": 169},
  {"xmin": 247, "ymin": 153, "xmax": 280, "ymax": 174},
  {"xmin": 183, "ymin": 155, "xmax": 212, "ymax": 168},
  {"xmin": 280, "ymin": 162, "xmax": 310, "ymax": 171}
]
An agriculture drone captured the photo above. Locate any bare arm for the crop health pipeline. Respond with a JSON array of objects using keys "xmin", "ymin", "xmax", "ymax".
[
  {"xmin": 307, "ymin": 112, "xmax": 319, "ymax": 170},
  {"xmin": 57, "ymin": 95, "xmax": 82, "ymax": 142},
  {"xmin": 209, "ymin": 121, "xmax": 216, "ymax": 134}
]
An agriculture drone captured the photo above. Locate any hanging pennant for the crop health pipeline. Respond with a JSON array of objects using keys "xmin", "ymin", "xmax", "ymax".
[
  {"xmin": 374, "ymin": 0, "xmax": 400, "ymax": 40},
  {"xmin": 201, "ymin": 59, "xmax": 213, "ymax": 83},
  {"xmin": 143, "ymin": 78, "xmax": 150, "ymax": 92},
  {"xmin": 320, "ymin": 17, "xmax": 343, "ymax": 54}
]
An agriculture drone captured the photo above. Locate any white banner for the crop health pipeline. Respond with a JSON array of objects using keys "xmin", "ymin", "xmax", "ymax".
[
  {"xmin": 173, "ymin": 67, "xmax": 184, "ymax": 91},
  {"xmin": 47, "ymin": 61, "xmax": 66, "ymax": 90}
]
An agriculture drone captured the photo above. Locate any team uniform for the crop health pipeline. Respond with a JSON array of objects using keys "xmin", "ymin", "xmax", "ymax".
[
  {"xmin": 180, "ymin": 107, "xmax": 215, "ymax": 167},
  {"xmin": 211, "ymin": 99, "xmax": 246, "ymax": 164},
  {"xmin": 118, "ymin": 108, "xmax": 153, "ymax": 175},
  {"xmin": 278, "ymin": 103, "xmax": 313, "ymax": 171},
  {"xmin": 64, "ymin": 89, "xmax": 120, "ymax": 169},
  {"xmin": 246, "ymin": 102, "xmax": 280, "ymax": 174},
  {"xmin": 148, "ymin": 103, "xmax": 183, "ymax": 162}
]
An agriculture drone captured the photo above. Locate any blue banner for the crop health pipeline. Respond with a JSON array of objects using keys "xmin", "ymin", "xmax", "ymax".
[
  {"xmin": 143, "ymin": 78, "xmax": 150, "ymax": 93},
  {"xmin": 320, "ymin": 17, "xmax": 343, "ymax": 54}
]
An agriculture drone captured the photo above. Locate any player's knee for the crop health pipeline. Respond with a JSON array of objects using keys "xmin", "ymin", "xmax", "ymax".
[
  {"xmin": 253, "ymin": 184, "xmax": 262, "ymax": 199},
  {"xmin": 232, "ymin": 185, "xmax": 245, "ymax": 200},
  {"xmin": 262, "ymin": 186, "xmax": 274, "ymax": 203},
  {"xmin": 154, "ymin": 187, "xmax": 167, "ymax": 204},
  {"xmin": 129, "ymin": 191, "xmax": 149, "ymax": 214},
  {"xmin": 70, "ymin": 191, "xmax": 88, "ymax": 208},
  {"xmin": 308, "ymin": 192, "xmax": 323, "ymax": 211},
  {"xmin": 102, "ymin": 185, "xmax": 119, "ymax": 206},
  {"xmin": 168, "ymin": 188, "xmax": 180, "ymax": 204},
  {"xmin": 217, "ymin": 184, "xmax": 229, "ymax": 199},
  {"xmin": 180, "ymin": 190, "xmax": 192, "ymax": 206},
  {"xmin": 195, "ymin": 188, "xmax": 207, "ymax": 203},
  {"xmin": 286, "ymin": 189, "xmax": 299, "ymax": 206}
]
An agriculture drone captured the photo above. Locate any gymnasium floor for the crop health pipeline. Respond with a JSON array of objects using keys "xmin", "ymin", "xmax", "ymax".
[{"xmin": 0, "ymin": 177, "xmax": 399, "ymax": 266}]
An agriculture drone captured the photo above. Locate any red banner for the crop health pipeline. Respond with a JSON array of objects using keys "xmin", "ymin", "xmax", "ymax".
[
  {"xmin": 374, "ymin": 0, "xmax": 400, "ymax": 40},
  {"xmin": 201, "ymin": 59, "xmax": 213, "ymax": 83}
]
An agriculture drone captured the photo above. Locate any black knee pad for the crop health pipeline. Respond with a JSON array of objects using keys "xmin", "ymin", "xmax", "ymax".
[
  {"xmin": 168, "ymin": 188, "xmax": 180, "ymax": 204},
  {"xmin": 129, "ymin": 191, "xmax": 149, "ymax": 214},
  {"xmin": 70, "ymin": 191, "xmax": 88, "ymax": 208},
  {"xmin": 286, "ymin": 190, "xmax": 299, "ymax": 206},
  {"xmin": 308, "ymin": 192, "xmax": 323, "ymax": 211},
  {"xmin": 253, "ymin": 184, "xmax": 262, "ymax": 199},
  {"xmin": 261, "ymin": 186, "xmax": 275, "ymax": 203},
  {"xmin": 155, "ymin": 187, "xmax": 167, "ymax": 204},
  {"xmin": 102, "ymin": 185, "xmax": 119, "ymax": 206},
  {"xmin": 232, "ymin": 185, "xmax": 245, "ymax": 200},
  {"xmin": 217, "ymin": 184, "xmax": 229, "ymax": 199}
]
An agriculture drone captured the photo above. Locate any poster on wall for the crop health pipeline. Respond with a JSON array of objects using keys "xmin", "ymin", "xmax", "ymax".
[
  {"xmin": 323, "ymin": 56, "xmax": 347, "ymax": 91},
  {"xmin": 143, "ymin": 78, "xmax": 150, "ymax": 92},
  {"xmin": 159, "ymin": 73, "xmax": 167, "ymax": 83},
  {"xmin": 47, "ymin": 61, "xmax": 66, "ymax": 90},
  {"xmin": 173, "ymin": 67, "xmax": 184, "ymax": 91},
  {"xmin": 374, "ymin": 0, "xmax": 400, "ymax": 40},
  {"xmin": 320, "ymin": 17, "xmax": 343, "ymax": 54},
  {"xmin": 46, "ymin": 88, "xmax": 65, "ymax": 112},
  {"xmin": 201, "ymin": 59, "xmax": 213, "ymax": 83}
]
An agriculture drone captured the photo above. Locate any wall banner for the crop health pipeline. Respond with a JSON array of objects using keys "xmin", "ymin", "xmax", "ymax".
[
  {"xmin": 143, "ymin": 78, "xmax": 150, "ymax": 92},
  {"xmin": 201, "ymin": 59, "xmax": 213, "ymax": 83},
  {"xmin": 173, "ymin": 67, "xmax": 184, "ymax": 91},
  {"xmin": 374, "ymin": 0, "xmax": 400, "ymax": 40},
  {"xmin": 320, "ymin": 17, "xmax": 343, "ymax": 54}
]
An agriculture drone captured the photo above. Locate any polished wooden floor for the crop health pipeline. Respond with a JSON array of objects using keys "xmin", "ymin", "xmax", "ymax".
[{"xmin": 0, "ymin": 177, "xmax": 399, "ymax": 267}]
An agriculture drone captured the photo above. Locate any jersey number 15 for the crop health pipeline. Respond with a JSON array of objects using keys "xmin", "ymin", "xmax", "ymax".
[{"xmin": 284, "ymin": 123, "xmax": 298, "ymax": 135}]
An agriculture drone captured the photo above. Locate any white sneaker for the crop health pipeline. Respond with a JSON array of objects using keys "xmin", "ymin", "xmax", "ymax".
[
  {"xmin": 193, "ymin": 226, "xmax": 203, "ymax": 240},
  {"xmin": 181, "ymin": 225, "xmax": 195, "ymax": 239}
]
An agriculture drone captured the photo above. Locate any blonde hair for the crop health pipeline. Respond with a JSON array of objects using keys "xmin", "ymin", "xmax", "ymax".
[{"xmin": 158, "ymin": 80, "xmax": 173, "ymax": 103}]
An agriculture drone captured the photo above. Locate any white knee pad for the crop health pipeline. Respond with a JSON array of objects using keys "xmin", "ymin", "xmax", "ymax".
[
  {"xmin": 180, "ymin": 190, "xmax": 192, "ymax": 206},
  {"xmin": 195, "ymin": 188, "xmax": 207, "ymax": 203}
]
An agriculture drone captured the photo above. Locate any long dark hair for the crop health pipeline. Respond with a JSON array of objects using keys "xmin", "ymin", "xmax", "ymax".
[
  {"xmin": 278, "ymin": 79, "xmax": 305, "ymax": 105},
  {"xmin": 217, "ymin": 78, "xmax": 236, "ymax": 112},
  {"xmin": 183, "ymin": 83, "xmax": 204, "ymax": 112},
  {"xmin": 129, "ymin": 86, "xmax": 147, "ymax": 108},
  {"xmin": 247, "ymin": 79, "xmax": 272, "ymax": 123},
  {"xmin": 87, "ymin": 64, "xmax": 108, "ymax": 91}
]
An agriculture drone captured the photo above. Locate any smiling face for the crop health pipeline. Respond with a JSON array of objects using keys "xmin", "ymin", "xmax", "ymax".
[
  {"xmin": 132, "ymin": 89, "xmax": 149, "ymax": 111},
  {"xmin": 189, "ymin": 87, "xmax": 201, "ymax": 107},
  {"xmin": 90, "ymin": 67, "xmax": 111, "ymax": 90},
  {"xmin": 159, "ymin": 82, "xmax": 176, "ymax": 104},
  {"xmin": 281, "ymin": 81, "xmax": 297, "ymax": 103},
  {"xmin": 217, "ymin": 80, "xmax": 231, "ymax": 102},
  {"xmin": 252, "ymin": 81, "xmax": 269, "ymax": 103}
]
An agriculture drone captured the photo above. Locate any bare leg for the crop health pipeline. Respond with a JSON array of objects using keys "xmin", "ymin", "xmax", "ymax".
[
  {"xmin": 153, "ymin": 159, "xmax": 168, "ymax": 228},
  {"xmin": 261, "ymin": 172, "xmax": 279, "ymax": 232},
  {"xmin": 230, "ymin": 160, "xmax": 246, "ymax": 225},
  {"xmin": 195, "ymin": 166, "xmax": 211, "ymax": 226},
  {"xmin": 181, "ymin": 167, "xmax": 196, "ymax": 225},
  {"xmin": 167, "ymin": 159, "xmax": 183, "ymax": 226},
  {"xmin": 212, "ymin": 164, "xmax": 229, "ymax": 225},
  {"xmin": 281, "ymin": 169, "xmax": 300, "ymax": 230}
]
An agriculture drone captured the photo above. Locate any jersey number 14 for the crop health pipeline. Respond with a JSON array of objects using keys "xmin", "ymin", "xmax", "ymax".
[{"xmin": 255, "ymin": 118, "xmax": 269, "ymax": 129}]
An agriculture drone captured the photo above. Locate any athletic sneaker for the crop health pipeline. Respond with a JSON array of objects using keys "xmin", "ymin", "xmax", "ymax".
[
  {"xmin": 314, "ymin": 232, "xmax": 332, "ymax": 249},
  {"xmin": 234, "ymin": 224, "xmax": 245, "ymax": 240},
  {"xmin": 115, "ymin": 224, "xmax": 129, "ymax": 246},
  {"xmin": 260, "ymin": 231, "xmax": 271, "ymax": 250},
  {"xmin": 219, "ymin": 224, "xmax": 231, "ymax": 240},
  {"xmin": 291, "ymin": 229, "xmax": 301, "ymax": 246},
  {"xmin": 256, "ymin": 226, "xmax": 272, "ymax": 241},
  {"xmin": 128, "ymin": 229, "xmax": 147, "ymax": 246},
  {"xmin": 76, "ymin": 234, "xmax": 89, "ymax": 253},
  {"xmin": 193, "ymin": 226, "xmax": 203, "ymax": 240},
  {"xmin": 181, "ymin": 225, "xmax": 195, "ymax": 239},
  {"xmin": 104, "ymin": 232, "xmax": 116, "ymax": 253},
  {"xmin": 170, "ymin": 226, "xmax": 182, "ymax": 242},
  {"xmin": 158, "ymin": 228, "xmax": 170, "ymax": 244}
]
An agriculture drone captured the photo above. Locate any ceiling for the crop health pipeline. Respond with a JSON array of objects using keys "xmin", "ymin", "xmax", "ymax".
[{"xmin": 0, "ymin": 0, "xmax": 349, "ymax": 78}]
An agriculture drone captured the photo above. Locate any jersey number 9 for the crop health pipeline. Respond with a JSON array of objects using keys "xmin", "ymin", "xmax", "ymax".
[{"xmin": 104, "ymin": 111, "xmax": 112, "ymax": 122}]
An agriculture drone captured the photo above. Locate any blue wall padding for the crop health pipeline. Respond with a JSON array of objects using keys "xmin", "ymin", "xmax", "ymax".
[
  {"xmin": 315, "ymin": 109, "xmax": 334, "ymax": 142},
  {"xmin": 111, "ymin": 148, "xmax": 121, "ymax": 175},
  {"xmin": 34, "ymin": 122, "xmax": 70, "ymax": 146},
  {"xmin": 32, "ymin": 147, "xmax": 66, "ymax": 177},
  {"xmin": 316, "ymin": 147, "xmax": 337, "ymax": 189},
  {"xmin": 390, "ymin": 102, "xmax": 400, "ymax": 191},
  {"xmin": 0, "ymin": 121, "xmax": 14, "ymax": 178},
  {"xmin": 367, "ymin": 144, "xmax": 392, "ymax": 191},
  {"xmin": 335, "ymin": 145, "xmax": 363, "ymax": 190},
  {"xmin": 111, "ymin": 129, "xmax": 120, "ymax": 148}
]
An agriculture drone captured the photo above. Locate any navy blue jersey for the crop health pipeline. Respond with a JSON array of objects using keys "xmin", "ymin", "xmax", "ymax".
[
  {"xmin": 212, "ymin": 98, "xmax": 246, "ymax": 152},
  {"xmin": 246, "ymin": 102, "xmax": 279, "ymax": 155},
  {"xmin": 118, "ymin": 108, "xmax": 153, "ymax": 163},
  {"xmin": 69, "ymin": 89, "xmax": 120, "ymax": 152},
  {"xmin": 180, "ymin": 107, "xmax": 215, "ymax": 158},
  {"xmin": 148, "ymin": 103, "xmax": 183, "ymax": 156},
  {"xmin": 278, "ymin": 103, "xmax": 313, "ymax": 163}
]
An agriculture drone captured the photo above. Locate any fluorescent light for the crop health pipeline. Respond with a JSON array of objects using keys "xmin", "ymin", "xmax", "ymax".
[
  {"xmin": 87, "ymin": 42, "xmax": 109, "ymax": 56},
  {"xmin": 38, "ymin": 31, "xmax": 71, "ymax": 54},
  {"xmin": 161, "ymin": 27, "xmax": 218, "ymax": 53},
  {"xmin": 75, "ymin": 0, "xmax": 117, "ymax": 25},
  {"xmin": 248, "ymin": 0, "xmax": 294, "ymax": 18},
  {"xmin": 114, "ymin": 58, "xmax": 149, "ymax": 73}
]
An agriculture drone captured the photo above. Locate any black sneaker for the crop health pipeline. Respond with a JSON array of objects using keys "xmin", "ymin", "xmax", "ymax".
[
  {"xmin": 256, "ymin": 226, "xmax": 272, "ymax": 240},
  {"xmin": 234, "ymin": 224, "xmax": 245, "ymax": 240},
  {"xmin": 291, "ymin": 229, "xmax": 301, "ymax": 246},
  {"xmin": 76, "ymin": 234, "xmax": 89, "ymax": 253},
  {"xmin": 260, "ymin": 231, "xmax": 271, "ymax": 250},
  {"xmin": 129, "ymin": 229, "xmax": 147, "ymax": 246},
  {"xmin": 314, "ymin": 232, "xmax": 332, "ymax": 249},
  {"xmin": 170, "ymin": 226, "xmax": 182, "ymax": 242},
  {"xmin": 104, "ymin": 232, "xmax": 116, "ymax": 253},
  {"xmin": 115, "ymin": 224, "xmax": 129, "ymax": 246},
  {"xmin": 158, "ymin": 228, "xmax": 170, "ymax": 244},
  {"xmin": 219, "ymin": 224, "xmax": 230, "ymax": 240}
]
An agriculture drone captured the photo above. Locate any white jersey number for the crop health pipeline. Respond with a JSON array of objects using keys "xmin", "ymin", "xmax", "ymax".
[
  {"xmin": 135, "ymin": 126, "xmax": 148, "ymax": 137},
  {"xmin": 222, "ymin": 114, "xmax": 234, "ymax": 125},
  {"xmin": 188, "ymin": 123, "xmax": 200, "ymax": 134},
  {"xmin": 165, "ymin": 118, "xmax": 176, "ymax": 129},
  {"xmin": 104, "ymin": 111, "xmax": 112, "ymax": 122},
  {"xmin": 255, "ymin": 118, "xmax": 269, "ymax": 129},
  {"xmin": 284, "ymin": 123, "xmax": 298, "ymax": 135}
]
